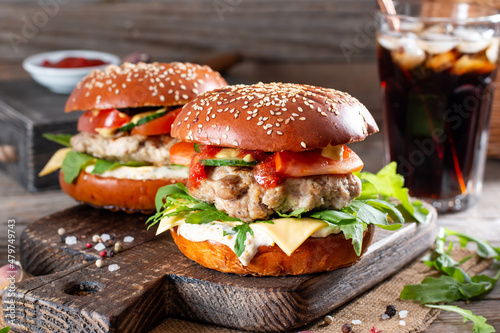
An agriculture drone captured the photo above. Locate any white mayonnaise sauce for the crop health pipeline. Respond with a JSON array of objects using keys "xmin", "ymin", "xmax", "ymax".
[
  {"xmin": 177, "ymin": 222, "xmax": 274, "ymax": 266},
  {"xmin": 84, "ymin": 164, "xmax": 188, "ymax": 180},
  {"xmin": 177, "ymin": 220, "xmax": 341, "ymax": 266}
]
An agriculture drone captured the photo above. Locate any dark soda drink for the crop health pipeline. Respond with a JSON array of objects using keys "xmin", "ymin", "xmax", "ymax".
[{"xmin": 376, "ymin": 6, "xmax": 500, "ymax": 212}]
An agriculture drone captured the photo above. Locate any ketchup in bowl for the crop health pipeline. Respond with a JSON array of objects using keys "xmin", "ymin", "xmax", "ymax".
[{"xmin": 41, "ymin": 57, "xmax": 107, "ymax": 68}]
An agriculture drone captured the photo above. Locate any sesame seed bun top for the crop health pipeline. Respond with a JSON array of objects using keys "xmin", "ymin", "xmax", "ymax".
[
  {"xmin": 64, "ymin": 62, "xmax": 228, "ymax": 112},
  {"xmin": 171, "ymin": 82, "xmax": 379, "ymax": 152}
]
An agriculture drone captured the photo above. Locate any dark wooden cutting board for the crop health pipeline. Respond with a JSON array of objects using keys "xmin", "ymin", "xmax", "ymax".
[{"xmin": 3, "ymin": 204, "xmax": 437, "ymax": 333}]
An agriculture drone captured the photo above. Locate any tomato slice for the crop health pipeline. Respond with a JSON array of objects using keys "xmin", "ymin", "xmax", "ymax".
[
  {"xmin": 170, "ymin": 142, "xmax": 198, "ymax": 166},
  {"xmin": 131, "ymin": 108, "xmax": 182, "ymax": 136},
  {"xmin": 274, "ymin": 145, "xmax": 363, "ymax": 177},
  {"xmin": 77, "ymin": 109, "xmax": 131, "ymax": 134}
]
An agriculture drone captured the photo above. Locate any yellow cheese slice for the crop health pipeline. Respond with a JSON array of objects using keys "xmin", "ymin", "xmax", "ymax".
[
  {"xmin": 156, "ymin": 212, "xmax": 330, "ymax": 257},
  {"xmin": 251, "ymin": 218, "xmax": 328, "ymax": 256},
  {"xmin": 38, "ymin": 147, "xmax": 72, "ymax": 177},
  {"xmin": 321, "ymin": 144, "xmax": 344, "ymax": 161}
]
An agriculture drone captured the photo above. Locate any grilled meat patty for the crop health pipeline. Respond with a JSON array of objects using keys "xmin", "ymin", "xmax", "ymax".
[
  {"xmin": 189, "ymin": 166, "xmax": 362, "ymax": 222},
  {"xmin": 71, "ymin": 132, "xmax": 178, "ymax": 166}
]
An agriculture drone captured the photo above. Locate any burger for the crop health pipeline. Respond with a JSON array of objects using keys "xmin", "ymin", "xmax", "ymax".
[
  {"xmin": 40, "ymin": 62, "xmax": 227, "ymax": 213},
  {"xmin": 147, "ymin": 82, "xmax": 411, "ymax": 276}
]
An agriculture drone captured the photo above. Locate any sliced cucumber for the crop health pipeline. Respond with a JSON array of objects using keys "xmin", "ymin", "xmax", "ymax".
[
  {"xmin": 200, "ymin": 159, "xmax": 258, "ymax": 167},
  {"xmin": 117, "ymin": 110, "xmax": 167, "ymax": 132}
]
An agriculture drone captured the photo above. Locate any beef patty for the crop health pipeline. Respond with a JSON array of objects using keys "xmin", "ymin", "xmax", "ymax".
[
  {"xmin": 71, "ymin": 132, "xmax": 178, "ymax": 166},
  {"xmin": 189, "ymin": 166, "xmax": 362, "ymax": 222}
]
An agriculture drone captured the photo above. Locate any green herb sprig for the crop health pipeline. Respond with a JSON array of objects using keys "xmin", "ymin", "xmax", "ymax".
[
  {"xmin": 401, "ymin": 228, "xmax": 500, "ymax": 333},
  {"xmin": 426, "ymin": 305, "xmax": 495, "ymax": 333}
]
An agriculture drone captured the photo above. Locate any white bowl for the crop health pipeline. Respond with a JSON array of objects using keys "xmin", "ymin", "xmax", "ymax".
[{"xmin": 23, "ymin": 50, "xmax": 121, "ymax": 94}]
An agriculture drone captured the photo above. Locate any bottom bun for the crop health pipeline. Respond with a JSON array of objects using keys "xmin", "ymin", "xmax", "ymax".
[
  {"xmin": 170, "ymin": 224, "xmax": 375, "ymax": 276},
  {"xmin": 59, "ymin": 171, "xmax": 186, "ymax": 214}
]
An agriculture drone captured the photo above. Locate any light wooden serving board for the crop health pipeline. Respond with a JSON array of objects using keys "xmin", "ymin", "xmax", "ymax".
[{"xmin": 3, "ymin": 204, "xmax": 437, "ymax": 333}]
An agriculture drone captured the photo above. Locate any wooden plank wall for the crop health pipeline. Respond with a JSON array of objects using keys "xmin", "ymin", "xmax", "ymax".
[{"xmin": 0, "ymin": 0, "xmax": 378, "ymax": 64}]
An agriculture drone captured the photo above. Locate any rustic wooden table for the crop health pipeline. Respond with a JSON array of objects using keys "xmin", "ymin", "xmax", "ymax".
[{"xmin": 0, "ymin": 63, "xmax": 499, "ymax": 332}]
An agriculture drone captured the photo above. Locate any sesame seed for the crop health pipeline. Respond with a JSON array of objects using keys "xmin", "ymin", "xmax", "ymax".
[{"xmin": 301, "ymin": 142, "xmax": 307, "ymax": 148}]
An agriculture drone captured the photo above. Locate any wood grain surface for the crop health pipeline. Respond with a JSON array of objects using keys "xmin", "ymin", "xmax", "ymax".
[{"xmin": 2, "ymin": 204, "xmax": 437, "ymax": 333}]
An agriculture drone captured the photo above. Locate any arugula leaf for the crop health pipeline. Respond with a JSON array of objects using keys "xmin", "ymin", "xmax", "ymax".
[
  {"xmin": 425, "ymin": 305, "xmax": 495, "ymax": 333},
  {"xmin": 91, "ymin": 159, "xmax": 147, "ymax": 174},
  {"xmin": 356, "ymin": 179, "xmax": 378, "ymax": 200},
  {"xmin": 43, "ymin": 133, "xmax": 73, "ymax": 147},
  {"xmin": 0, "ymin": 326, "xmax": 10, "ymax": 333},
  {"xmin": 339, "ymin": 222, "xmax": 366, "ymax": 256},
  {"xmin": 233, "ymin": 223, "xmax": 254, "ymax": 257},
  {"xmin": 308, "ymin": 209, "xmax": 357, "ymax": 224},
  {"xmin": 400, "ymin": 275, "xmax": 492, "ymax": 304},
  {"xmin": 445, "ymin": 229, "xmax": 500, "ymax": 260},
  {"xmin": 61, "ymin": 151, "xmax": 94, "ymax": 183},
  {"xmin": 401, "ymin": 227, "xmax": 500, "ymax": 330},
  {"xmin": 276, "ymin": 207, "xmax": 307, "ymax": 218},
  {"xmin": 356, "ymin": 162, "xmax": 429, "ymax": 223},
  {"xmin": 186, "ymin": 209, "xmax": 240, "ymax": 225}
]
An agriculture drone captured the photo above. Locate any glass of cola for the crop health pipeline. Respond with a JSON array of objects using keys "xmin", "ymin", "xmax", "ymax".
[{"xmin": 377, "ymin": 1, "xmax": 500, "ymax": 213}]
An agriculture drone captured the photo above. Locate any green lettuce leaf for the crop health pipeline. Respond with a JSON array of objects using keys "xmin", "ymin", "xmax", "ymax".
[
  {"xmin": 425, "ymin": 305, "xmax": 495, "ymax": 333},
  {"xmin": 43, "ymin": 133, "xmax": 73, "ymax": 147},
  {"xmin": 61, "ymin": 151, "xmax": 94, "ymax": 183},
  {"xmin": 355, "ymin": 162, "xmax": 429, "ymax": 223},
  {"xmin": 91, "ymin": 159, "xmax": 148, "ymax": 174}
]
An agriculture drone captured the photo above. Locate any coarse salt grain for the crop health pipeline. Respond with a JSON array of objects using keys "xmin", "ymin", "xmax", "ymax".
[
  {"xmin": 124, "ymin": 236, "xmax": 134, "ymax": 243},
  {"xmin": 352, "ymin": 319, "xmax": 362, "ymax": 325},
  {"xmin": 399, "ymin": 310, "xmax": 408, "ymax": 318},
  {"xmin": 94, "ymin": 242, "xmax": 106, "ymax": 251},
  {"xmin": 381, "ymin": 314, "xmax": 390, "ymax": 320},
  {"xmin": 65, "ymin": 236, "xmax": 77, "ymax": 245},
  {"xmin": 101, "ymin": 234, "xmax": 111, "ymax": 242},
  {"xmin": 108, "ymin": 264, "xmax": 120, "ymax": 272},
  {"xmin": 399, "ymin": 320, "xmax": 406, "ymax": 326}
]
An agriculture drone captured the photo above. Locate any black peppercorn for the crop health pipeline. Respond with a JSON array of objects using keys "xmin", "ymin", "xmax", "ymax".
[
  {"xmin": 341, "ymin": 323, "xmax": 353, "ymax": 333},
  {"xmin": 385, "ymin": 305, "xmax": 396, "ymax": 317}
]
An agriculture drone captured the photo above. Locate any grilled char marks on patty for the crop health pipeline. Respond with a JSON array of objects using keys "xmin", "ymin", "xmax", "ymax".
[
  {"xmin": 71, "ymin": 132, "xmax": 178, "ymax": 166},
  {"xmin": 189, "ymin": 166, "xmax": 362, "ymax": 222}
]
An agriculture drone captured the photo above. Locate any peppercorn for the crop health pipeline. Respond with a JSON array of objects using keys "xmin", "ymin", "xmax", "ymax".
[
  {"xmin": 341, "ymin": 323, "xmax": 353, "ymax": 333},
  {"xmin": 99, "ymin": 250, "xmax": 107, "ymax": 258},
  {"xmin": 106, "ymin": 249, "xmax": 115, "ymax": 257},
  {"xmin": 385, "ymin": 305, "xmax": 396, "ymax": 318},
  {"xmin": 60, "ymin": 235, "xmax": 67, "ymax": 243},
  {"xmin": 86, "ymin": 243, "xmax": 92, "ymax": 249}
]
